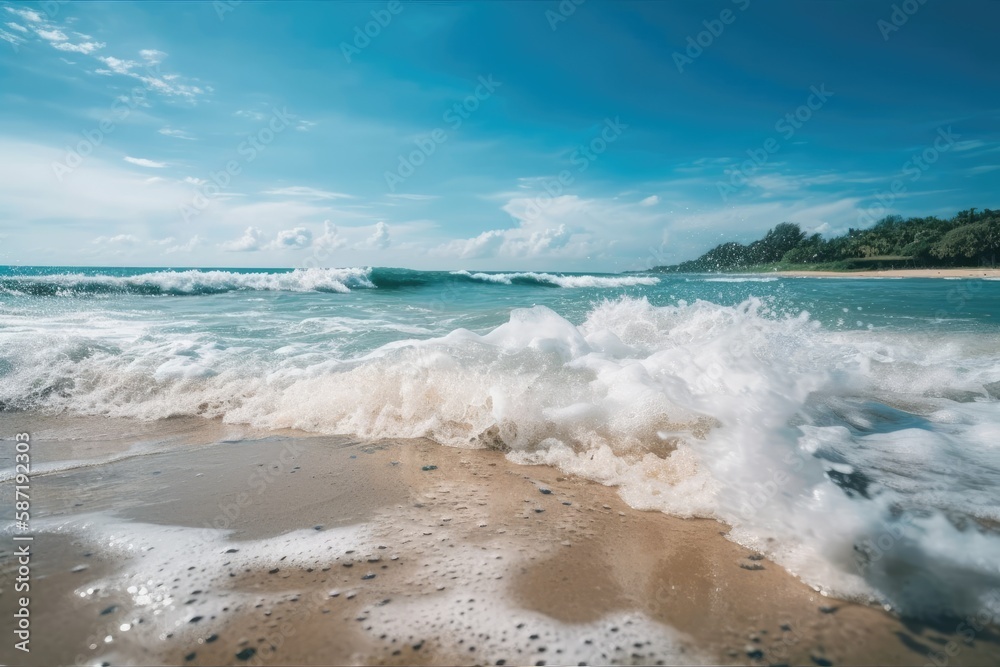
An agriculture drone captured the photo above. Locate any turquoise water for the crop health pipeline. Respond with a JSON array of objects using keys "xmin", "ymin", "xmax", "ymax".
[
  {"xmin": 1, "ymin": 265, "xmax": 999, "ymax": 620},
  {"xmin": 0, "ymin": 266, "xmax": 996, "ymax": 355}
]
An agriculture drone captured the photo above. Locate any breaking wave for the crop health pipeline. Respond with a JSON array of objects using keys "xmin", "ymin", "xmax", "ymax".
[
  {"xmin": 0, "ymin": 267, "xmax": 660, "ymax": 297},
  {"xmin": 2, "ymin": 293, "xmax": 998, "ymax": 621},
  {"xmin": 450, "ymin": 270, "xmax": 660, "ymax": 288}
]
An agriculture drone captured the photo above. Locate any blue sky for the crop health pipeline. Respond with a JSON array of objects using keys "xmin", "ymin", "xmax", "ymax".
[{"xmin": 0, "ymin": 0, "xmax": 998, "ymax": 271}]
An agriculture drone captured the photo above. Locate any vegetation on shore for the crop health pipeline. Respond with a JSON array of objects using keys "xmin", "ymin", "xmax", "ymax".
[{"xmin": 652, "ymin": 208, "xmax": 1000, "ymax": 273}]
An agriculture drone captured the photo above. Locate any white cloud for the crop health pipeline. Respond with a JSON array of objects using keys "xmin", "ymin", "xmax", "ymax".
[
  {"xmin": 221, "ymin": 226, "xmax": 264, "ymax": 252},
  {"xmin": 36, "ymin": 28, "xmax": 67, "ymax": 41},
  {"xmin": 262, "ymin": 186, "xmax": 353, "ymax": 200},
  {"xmin": 744, "ymin": 173, "xmax": 802, "ymax": 195},
  {"xmin": 662, "ymin": 197, "xmax": 865, "ymax": 262},
  {"xmin": 5, "ymin": 7, "xmax": 43, "ymax": 23},
  {"xmin": 314, "ymin": 221, "xmax": 347, "ymax": 252},
  {"xmin": 4, "ymin": 22, "xmax": 27, "ymax": 33},
  {"xmin": 269, "ymin": 227, "xmax": 313, "ymax": 250},
  {"xmin": 0, "ymin": 139, "xmax": 193, "ymax": 225},
  {"xmin": 0, "ymin": 29, "xmax": 22, "ymax": 46},
  {"xmin": 183, "ymin": 176, "xmax": 207, "ymax": 186},
  {"xmin": 35, "ymin": 23, "xmax": 106, "ymax": 54},
  {"xmin": 95, "ymin": 55, "xmax": 204, "ymax": 100},
  {"xmin": 215, "ymin": 200, "xmax": 346, "ymax": 229},
  {"xmin": 124, "ymin": 156, "xmax": 167, "ymax": 168},
  {"xmin": 440, "ymin": 224, "xmax": 573, "ymax": 260},
  {"xmin": 965, "ymin": 164, "xmax": 1000, "ymax": 175},
  {"xmin": 439, "ymin": 229, "xmax": 506, "ymax": 259},
  {"xmin": 52, "ymin": 40, "xmax": 105, "ymax": 54},
  {"xmin": 139, "ymin": 49, "xmax": 167, "ymax": 64},
  {"xmin": 953, "ymin": 140, "xmax": 986, "ymax": 153},
  {"xmin": 366, "ymin": 221, "xmax": 391, "ymax": 249},
  {"xmin": 159, "ymin": 127, "xmax": 195, "ymax": 140},
  {"xmin": 98, "ymin": 56, "xmax": 137, "ymax": 74},
  {"xmin": 93, "ymin": 234, "xmax": 139, "ymax": 246},
  {"xmin": 295, "ymin": 120, "xmax": 317, "ymax": 132},
  {"xmin": 234, "ymin": 109, "xmax": 266, "ymax": 121},
  {"xmin": 114, "ymin": 92, "xmax": 150, "ymax": 109},
  {"xmin": 153, "ymin": 237, "xmax": 176, "ymax": 246},
  {"xmin": 165, "ymin": 235, "xmax": 203, "ymax": 254},
  {"xmin": 438, "ymin": 194, "xmax": 599, "ymax": 261},
  {"xmin": 639, "ymin": 195, "xmax": 660, "ymax": 207},
  {"xmin": 435, "ymin": 190, "xmax": 676, "ymax": 267}
]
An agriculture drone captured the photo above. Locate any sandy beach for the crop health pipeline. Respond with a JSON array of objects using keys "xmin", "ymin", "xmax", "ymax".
[
  {"xmin": 3, "ymin": 414, "xmax": 999, "ymax": 666},
  {"xmin": 775, "ymin": 268, "xmax": 1000, "ymax": 279}
]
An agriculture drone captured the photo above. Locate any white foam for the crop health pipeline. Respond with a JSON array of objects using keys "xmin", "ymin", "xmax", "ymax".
[
  {"xmin": 26, "ymin": 508, "xmax": 701, "ymax": 666},
  {"xmin": 1, "ymin": 267, "xmax": 375, "ymax": 294},
  {"xmin": 451, "ymin": 270, "xmax": 660, "ymax": 288},
  {"xmin": 698, "ymin": 276, "xmax": 779, "ymax": 283},
  {"xmin": 4, "ymin": 296, "xmax": 1000, "ymax": 618},
  {"xmin": 22, "ymin": 513, "xmax": 372, "ymax": 662}
]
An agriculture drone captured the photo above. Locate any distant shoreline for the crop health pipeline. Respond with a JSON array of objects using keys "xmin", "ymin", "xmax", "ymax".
[{"xmin": 772, "ymin": 268, "xmax": 1000, "ymax": 278}]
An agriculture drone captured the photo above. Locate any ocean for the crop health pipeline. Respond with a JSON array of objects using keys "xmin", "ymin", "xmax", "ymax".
[{"xmin": 2, "ymin": 265, "xmax": 999, "ymax": 624}]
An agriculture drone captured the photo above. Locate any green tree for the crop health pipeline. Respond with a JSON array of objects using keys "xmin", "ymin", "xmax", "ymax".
[
  {"xmin": 650, "ymin": 208, "xmax": 998, "ymax": 273},
  {"xmin": 748, "ymin": 223, "xmax": 806, "ymax": 263},
  {"xmin": 931, "ymin": 218, "xmax": 1000, "ymax": 267}
]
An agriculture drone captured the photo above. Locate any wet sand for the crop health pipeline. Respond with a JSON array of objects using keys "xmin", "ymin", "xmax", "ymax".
[
  {"xmin": 775, "ymin": 268, "xmax": 1000, "ymax": 279},
  {"xmin": 1, "ymin": 416, "xmax": 999, "ymax": 666}
]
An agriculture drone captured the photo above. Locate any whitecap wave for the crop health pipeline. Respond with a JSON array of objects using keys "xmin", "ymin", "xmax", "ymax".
[
  {"xmin": 0, "ymin": 267, "xmax": 375, "ymax": 296},
  {"xmin": 451, "ymin": 270, "xmax": 659, "ymax": 288}
]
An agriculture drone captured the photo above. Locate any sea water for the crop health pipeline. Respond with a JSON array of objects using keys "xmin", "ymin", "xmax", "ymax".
[{"xmin": 1, "ymin": 265, "xmax": 998, "ymax": 620}]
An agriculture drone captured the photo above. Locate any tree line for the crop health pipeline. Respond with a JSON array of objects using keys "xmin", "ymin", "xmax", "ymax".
[{"xmin": 653, "ymin": 208, "xmax": 1000, "ymax": 272}]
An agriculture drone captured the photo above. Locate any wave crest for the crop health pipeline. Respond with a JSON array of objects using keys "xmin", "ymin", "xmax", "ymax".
[
  {"xmin": 0, "ymin": 268, "xmax": 375, "ymax": 297},
  {"xmin": 451, "ymin": 270, "xmax": 660, "ymax": 288}
]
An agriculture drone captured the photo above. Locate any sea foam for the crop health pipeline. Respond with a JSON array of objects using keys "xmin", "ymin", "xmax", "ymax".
[
  {"xmin": 451, "ymin": 270, "xmax": 660, "ymax": 288},
  {"xmin": 3, "ymin": 296, "xmax": 999, "ymax": 619}
]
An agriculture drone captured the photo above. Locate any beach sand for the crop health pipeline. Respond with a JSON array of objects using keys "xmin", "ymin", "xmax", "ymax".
[
  {"xmin": 775, "ymin": 268, "xmax": 1000, "ymax": 279},
  {"xmin": 2, "ymin": 415, "xmax": 999, "ymax": 666}
]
